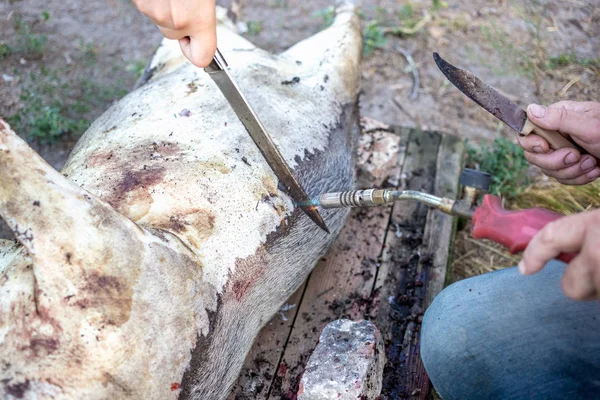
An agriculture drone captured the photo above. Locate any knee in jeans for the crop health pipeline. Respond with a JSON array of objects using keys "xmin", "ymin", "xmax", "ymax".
[{"xmin": 420, "ymin": 280, "xmax": 472, "ymax": 369}]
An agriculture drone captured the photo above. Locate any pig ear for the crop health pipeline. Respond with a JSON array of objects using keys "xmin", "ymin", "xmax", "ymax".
[
  {"xmin": 281, "ymin": 0, "xmax": 362, "ymax": 98},
  {"xmin": 0, "ymin": 119, "xmax": 141, "ymax": 304}
]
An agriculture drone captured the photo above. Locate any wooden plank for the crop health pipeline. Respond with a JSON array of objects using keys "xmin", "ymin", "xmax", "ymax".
[
  {"xmin": 266, "ymin": 128, "xmax": 410, "ymax": 399},
  {"xmin": 266, "ymin": 206, "xmax": 392, "ymax": 399},
  {"xmin": 228, "ymin": 284, "xmax": 305, "ymax": 400},
  {"xmin": 372, "ymin": 129, "xmax": 441, "ymax": 400},
  {"xmin": 230, "ymin": 126, "xmax": 465, "ymax": 399},
  {"xmin": 424, "ymin": 134, "xmax": 465, "ymax": 307},
  {"xmin": 371, "ymin": 126, "xmax": 416, "ymax": 300}
]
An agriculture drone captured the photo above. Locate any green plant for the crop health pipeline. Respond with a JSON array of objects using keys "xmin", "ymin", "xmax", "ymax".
[
  {"xmin": 547, "ymin": 52, "xmax": 577, "ymax": 69},
  {"xmin": 398, "ymin": 3, "xmax": 414, "ymax": 20},
  {"xmin": 396, "ymin": 3, "xmax": 420, "ymax": 31},
  {"xmin": 362, "ymin": 21, "xmax": 386, "ymax": 56},
  {"xmin": 312, "ymin": 6, "xmax": 335, "ymax": 28},
  {"xmin": 78, "ymin": 40, "xmax": 98, "ymax": 64},
  {"xmin": 7, "ymin": 65, "xmax": 130, "ymax": 143},
  {"xmin": 246, "ymin": 20, "xmax": 263, "ymax": 36},
  {"xmin": 0, "ymin": 43, "xmax": 11, "ymax": 59},
  {"xmin": 80, "ymin": 79, "xmax": 128, "ymax": 105},
  {"xmin": 8, "ymin": 88, "xmax": 87, "ymax": 143},
  {"xmin": 126, "ymin": 60, "xmax": 147, "ymax": 78},
  {"xmin": 388, "ymin": 2, "xmax": 432, "ymax": 37},
  {"xmin": 546, "ymin": 52, "xmax": 600, "ymax": 70},
  {"xmin": 14, "ymin": 14, "xmax": 48, "ymax": 55},
  {"xmin": 466, "ymin": 137, "xmax": 531, "ymax": 199},
  {"xmin": 430, "ymin": 0, "xmax": 448, "ymax": 12}
]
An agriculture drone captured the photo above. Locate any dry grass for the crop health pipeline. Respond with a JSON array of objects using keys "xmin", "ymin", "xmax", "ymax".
[
  {"xmin": 510, "ymin": 179, "xmax": 600, "ymax": 214},
  {"xmin": 450, "ymin": 178, "xmax": 600, "ymax": 283}
]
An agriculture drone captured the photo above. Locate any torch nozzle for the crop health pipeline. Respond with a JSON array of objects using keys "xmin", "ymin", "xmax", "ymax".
[
  {"xmin": 318, "ymin": 189, "xmax": 444, "ymax": 208},
  {"xmin": 310, "ymin": 188, "xmax": 465, "ymax": 217}
]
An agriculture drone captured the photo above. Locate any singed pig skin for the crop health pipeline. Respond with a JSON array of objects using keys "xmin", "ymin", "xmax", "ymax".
[{"xmin": 0, "ymin": 2, "xmax": 362, "ymax": 399}]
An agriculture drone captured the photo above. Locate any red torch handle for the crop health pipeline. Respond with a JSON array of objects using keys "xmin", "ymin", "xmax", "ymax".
[{"xmin": 471, "ymin": 194, "xmax": 576, "ymax": 263}]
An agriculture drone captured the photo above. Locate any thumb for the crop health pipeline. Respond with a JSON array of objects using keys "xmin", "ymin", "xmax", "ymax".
[
  {"xmin": 527, "ymin": 102, "xmax": 588, "ymax": 140},
  {"xmin": 179, "ymin": 34, "xmax": 217, "ymax": 68}
]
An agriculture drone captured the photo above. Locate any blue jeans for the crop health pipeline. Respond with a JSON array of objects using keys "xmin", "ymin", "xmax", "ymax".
[{"xmin": 421, "ymin": 260, "xmax": 600, "ymax": 399}]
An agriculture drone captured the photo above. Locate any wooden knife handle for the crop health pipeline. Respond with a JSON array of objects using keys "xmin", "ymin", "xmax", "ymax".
[{"xmin": 520, "ymin": 118, "xmax": 587, "ymax": 154}]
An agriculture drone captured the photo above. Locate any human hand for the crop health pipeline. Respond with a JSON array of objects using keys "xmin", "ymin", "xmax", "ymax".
[
  {"xmin": 518, "ymin": 101, "xmax": 600, "ymax": 185},
  {"xmin": 519, "ymin": 208, "xmax": 600, "ymax": 300},
  {"xmin": 133, "ymin": 0, "xmax": 217, "ymax": 68}
]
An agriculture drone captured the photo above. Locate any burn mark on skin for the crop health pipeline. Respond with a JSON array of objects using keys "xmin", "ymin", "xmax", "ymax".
[
  {"xmin": 87, "ymin": 142, "xmax": 182, "ymax": 170},
  {"xmin": 281, "ymin": 76, "xmax": 300, "ymax": 85},
  {"xmin": 77, "ymin": 270, "xmax": 133, "ymax": 326},
  {"xmin": 120, "ymin": 168, "xmax": 165, "ymax": 193},
  {"xmin": 29, "ymin": 338, "xmax": 60, "ymax": 356},
  {"xmin": 261, "ymin": 176, "xmax": 278, "ymax": 196},
  {"xmin": 232, "ymin": 280, "xmax": 252, "ymax": 301},
  {"xmin": 2, "ymin": 379, "xmax": 30, "ymax": 398},
  {"xmin": 151, "ymin": 142, "xmax": 182, "ymax": 157},
  {"xmin": 12, "ymin": 224, "xmax": 33, "ymax": 250},
  {"xmin": 133, "ymin": 64, "xmax": 159, "ymax": 89},
  {"xmin": 186, "ymin": 81, "xmax": 199, "ymax": 95},
  {"xmin": 105, "ymin": 166, "xmax": 166, "ymax": 220},
  {"xmin": 259, "ymin": 194, "xmax": 282, "ymax": 214},
  {"xmin": 102, "ymin": 372, "xmax": 133, "ymax": 395},
  {"xmin": 154, "ymin": 209, "xmax": 216, "ymax": 248},
  {"xmin": 86, "ymin": 151, "xmax": 115, "ymax": 167},
  {"xmin": 102, "ymin": 125, "xmax": 117, "ymax": 134},
  {"xmin": 83, "ymin": 271, "xmax": 125, "ymax": 293},
  {"xmin": 227, "ymin": 250, "xmax": 268, "ymax": 304},
  {"xmin": 200, "ymin": 160, "xmax": 231, "ymax": 174}
]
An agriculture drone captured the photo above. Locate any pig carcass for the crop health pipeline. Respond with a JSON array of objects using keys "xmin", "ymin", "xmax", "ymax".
[{"xmin": 0, "ymin": 2, "xmax": 362, "ymax": 400}]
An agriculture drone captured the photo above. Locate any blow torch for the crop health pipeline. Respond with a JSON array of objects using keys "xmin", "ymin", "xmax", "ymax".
[{"xmin": 312, "ymin": 169, "xmax": 575, "ymax": 263}]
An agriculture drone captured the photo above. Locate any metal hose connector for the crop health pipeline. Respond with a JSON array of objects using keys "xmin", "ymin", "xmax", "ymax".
[
  {"xmin": 319, "ymin": 189, "xmax": 386, "ymax": 208},
  {"xmin": 319, "ymin": 189, "xmax": 446, "ymax": 209}
]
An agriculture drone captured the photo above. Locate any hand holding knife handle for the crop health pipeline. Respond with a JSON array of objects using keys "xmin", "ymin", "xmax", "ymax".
[
  {"xmin": 519, "ymin": 117, "xmax": 586, "ymax": 154},
  {"xmin": 432, "ymin": 53, "xmax": 587, "ymax": 154}
]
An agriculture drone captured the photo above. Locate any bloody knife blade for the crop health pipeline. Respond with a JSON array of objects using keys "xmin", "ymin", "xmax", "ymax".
[
  {"xmin": 433, "ymin": 52, "xmax": 585, "ymax": 153},
  {"xmin": 205, "ymin": 48, "xmax": 329, "ymax": 233}
]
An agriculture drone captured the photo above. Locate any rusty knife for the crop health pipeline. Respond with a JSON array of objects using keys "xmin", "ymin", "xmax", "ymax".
[
  {"xmin": 205, "ymin": 48, "xmax": 329, "ymax": 233},
  {"xmin": 433, "ymin": 52, "xmax": 585, "ymax": 153}
]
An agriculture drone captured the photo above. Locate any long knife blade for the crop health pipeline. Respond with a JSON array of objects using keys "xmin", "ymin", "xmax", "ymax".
[
  {"xmin": 433, "ymin": 52, "xmax": 528, "ymax": 133},
  {"xmin": 205, "ymin": 49, "xmax": 329, "ymax": 233}
]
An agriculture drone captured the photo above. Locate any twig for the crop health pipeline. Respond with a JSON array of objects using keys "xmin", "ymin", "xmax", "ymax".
[
  {"xmin": 382, "ymin": 13, "xmax": 432, "ymax": 36},
  {"xmin": 393, "ymin": 46, "xmax": 420, "ymax": 100},
  {"xmin": 558, "ymin": 76, "xmax": 580, "ymax": 96},
  {"xmin": 451, "ymin": 249, "xmax": 477, "ymax": 267},
  {"xmin": 392, "ymin": 96, "xmax": 417, "ymax": 125},
  {"xmin": 465, "ymin": 237, "xmax": 520, "ymax": 263}
]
